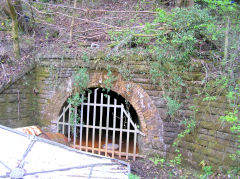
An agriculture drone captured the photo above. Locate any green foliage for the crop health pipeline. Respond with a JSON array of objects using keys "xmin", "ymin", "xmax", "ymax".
[
  {"xmin": 170, "ymin": 154, "xmax": 182, "ymax": 166},
  {"xmin": 69, "ymin": 108, "xmax": 81, "ymax": 128},
  {"xmin": 152, "ymin": 6, "xmax": 219, "ymax": 63},
  {"xmin": 67, "ymin": 68, "xmax": 89, "ymax": 108},
  {"xmin": 220, "ymin": 110, "xmax": 238, "ymax": 124},
  {"xmin": 219, "ymin": 86, "xmax": 240, "ymax": 174},
  {"xmin": 143, "ymin": 6, "xmax": 221, "ymax": 118},
  {"xmin": 103, "ymin": 65, "xmax": 117, "ymax": 92},
  {"xmin": 195, "ymin": 0, "xmax": 238, "ymax": 15},
  {"xmin": 119, "ymin": 64, "xmax": 132, "ymax": 81},
  {"xmin": 67, "ymin": 68, "xmax": 89, "ymax": 129},
  {"xmin": 0, "ymin": 19, "xmax": 11, "ymax": 31},
  {"xmin": 45, "ymin": 17, "xmax": 55, "ymax": 24},
  {"xmin": 199, "ymin": 160, "xmax": 213, "ymax": 179},
  {"xmin": 201, "ymin": 166, "xmax": 213, "ymax": 179},
  {"xmin": 81, "ymin": 53, "xmax": 90, "ymax": 64},
  {"xmin": 73, "ymin": 68, "xmax": 89, "ymax": 95},
  {"xmin": 40, "ymin": 0, "xmax": 50, "ymax": 3},
  {"xmin": 67, "ymin": 93, "xmax": 83, "ymax": 107},
  {"xmin": 178, "ymin": 118, "xmax": 196, "ymax": 138},
  {"xmin": 149, "ymin": 156, "xmax": 165, "ymax": 166},
  {"xmin": 107, "ymin": 1, "xmax": 239, "ymax": 176},
  {"xmin": 108, "ymin": 7, "xmax": 220, "ymax": 119},
  {"xmin": 33, "ymin": 3, "xmax": 45, "ymax": 11},
  {"xmin": 129, "ymin": 173, "xmax": 140, "ymax": 179},
  {"xmin": 202, "ymin": 94, "xmax": 216, "ymax": 101},
  {"xmin": 164, "ymin": 95, "xmax": 182, "ymax": 117}
]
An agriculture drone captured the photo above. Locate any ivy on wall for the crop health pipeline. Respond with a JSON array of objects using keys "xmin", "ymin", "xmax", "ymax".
[{"xmin": 44, "ymin": 0, "xmax": 239, "ymax": 176}]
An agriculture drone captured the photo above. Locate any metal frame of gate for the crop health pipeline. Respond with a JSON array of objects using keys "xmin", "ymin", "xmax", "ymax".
[{"xmin": 57, "ymin": 88, "xmax": 145, "ymax": 160}]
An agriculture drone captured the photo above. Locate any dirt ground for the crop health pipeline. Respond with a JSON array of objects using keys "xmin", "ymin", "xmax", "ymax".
[
  {"xmin": 129, "ymin": 157, "xmax": 237, "ymax": 179},
  {"xmin": 130, "ymin": 158, "xmax": 199, "ymax": 179},
  {"xmin": 0, "ymin": 0, "xmax": 156, "ymax": 88}
]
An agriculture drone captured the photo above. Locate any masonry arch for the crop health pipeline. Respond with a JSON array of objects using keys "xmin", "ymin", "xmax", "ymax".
[
  {"xmin": 58, "ymin": 87, "xmax": 145, "ymax": 159},
  {"xmin": 43, "ymin": 70, "xmax": 165, "ymax": 156}
]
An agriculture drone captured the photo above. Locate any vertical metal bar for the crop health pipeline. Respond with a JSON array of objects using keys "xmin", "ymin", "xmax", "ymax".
[
  {"xmin": 86, "ymin": 92, "xmax": 90, "ymax": 152},
  {"xmin": 119, "ymin": 105, "xmax": 124, "ymax": 159},
  {"xmin": 57, "ymin": 119, "xmax": 59, "ymax": 132},
  {"xmin": 105, "ymin": 94, "xmax": 110, "ymax": 157},
  {"xmin": 92, "ymin": 89, "xmax": 98, "ymax": 153},
  {"xmin": 112, "ymin": 99, "xmax": 117, "ymax": 158},
  {"xmin": 73, "ymin": 106, "xmax": 77, "ymax": 148},
  {"xmin": 133, "ymin": 124, "xmax": 137, "ymax": 161},
  {"xmin": 98, "ymin": 93, "xmax": 103, "ymax": 155},
  {"xmin": 62, "ymin": 106, "xmax": 66, "ymax": 134},
  {"xmin": 79, "ymin": 95, "xmax": 84, "ymax": 151},
  {"xmin": 68, "ymin": 104, "xmax": 71, "ymax": 142},
  {"xmin": 126, "ymin": 112, "xmax": 130, "ymax": 160}
]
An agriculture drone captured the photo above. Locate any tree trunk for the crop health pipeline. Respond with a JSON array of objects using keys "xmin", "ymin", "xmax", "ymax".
[
  {"xmin": 6, "ymin": 0, "xmax": 20, "ymax": 59},
  {"xmin": 14, "ymin": 0, "xmax": 29, "ymax": 33},
  {"xmin": 224, "ymin": 16, "xmax": 230, "ymax": 62},
  {"xmin": 1, "ymin": 0, "xmax": 30, "ymax": 33},
  {"xmin": 176, "ymin": 0, "xmax": 194, "ymax": 7},
  {"xmin": 69, "ymin": 0, "xmax": 77, "ymax": 43}
]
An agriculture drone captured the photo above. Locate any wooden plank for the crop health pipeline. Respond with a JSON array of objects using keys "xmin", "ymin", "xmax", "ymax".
[
  {"xmin": 112, "ymin": 98, "xmax": 117, "ymax": 158},
  {"xmin": 105, "ymin": 95, "xmax": 110, "ymax": 157},
  {"xmin": 92, "ymin": 89, "xmax": 98, "ymax": 153},
  {"xmin": 86, "ymin": 92, "xmax": 91, "ymax": 152},
  {"xmin": 119, "ymin": 105, "xmax": 124, "ymax": 159},
  {"xmin": 79, "ymin": 95, "xmax": 84, "ymax": 151},
  {"xmin": 98, "ymin": 93, "xmax": 103, "ymax": 155},
  {"xmin": 126, "ymin": 111, "xmax": 130, "ymax": 160}
]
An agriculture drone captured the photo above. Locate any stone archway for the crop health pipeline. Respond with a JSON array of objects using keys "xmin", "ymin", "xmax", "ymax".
[{"xmin": 42, "ymin": 70, "xmax": 165, "ymax": 152}]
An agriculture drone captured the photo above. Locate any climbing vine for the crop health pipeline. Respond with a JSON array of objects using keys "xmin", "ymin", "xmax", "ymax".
[
  {"xmin": 67, "ymin": 67, "xmax": 89, "ymax": 127},
  {"xmin": 103, "ymin": 65, "xmax": 117, "ymax": 93},
  {"xmin": 37, "ymin": 0, "xmax": 239, "ymax": 176},
  {"xmin": 106, "ymin": 0, "xmax": 239, "ymax": 176}
]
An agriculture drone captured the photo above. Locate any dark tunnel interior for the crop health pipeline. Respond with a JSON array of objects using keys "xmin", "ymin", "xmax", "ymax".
[{"xmin": 59, "ymin": 88, "xmax": 140, "ymax": 158}]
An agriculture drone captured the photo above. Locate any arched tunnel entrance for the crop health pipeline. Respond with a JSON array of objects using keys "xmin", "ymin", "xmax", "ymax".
[{"xmin": 57, "ymin": 88, "xmax": 144, "ymax": 160}]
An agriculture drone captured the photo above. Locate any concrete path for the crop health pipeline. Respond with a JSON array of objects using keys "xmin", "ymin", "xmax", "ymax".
[{"xmin": 0, "ymin": 125, "xmax": 130, "ymax": 179}]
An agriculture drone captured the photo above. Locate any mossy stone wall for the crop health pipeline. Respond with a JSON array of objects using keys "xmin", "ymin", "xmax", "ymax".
[
  {"xmin": 0, "ymin": 70, "xmax": 40, "ymax": 128},
  {"xmin": 0, "ymin": 55, "xmax": 238, "ymax": 171}
]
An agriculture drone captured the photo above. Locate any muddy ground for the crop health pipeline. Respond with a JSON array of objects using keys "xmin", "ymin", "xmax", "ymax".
[
  {"xmin": 130, "ymin": 158, "xmax": 197, "ymax": 179},
  {"xmin": 129, "ymin": 158, "xmax": 233, "ymax": 179}
]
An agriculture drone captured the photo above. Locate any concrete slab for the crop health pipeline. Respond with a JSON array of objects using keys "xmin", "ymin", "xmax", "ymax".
[{"xmin": 0, "ymin": 125, "xmax": 130, "ymax": 179}]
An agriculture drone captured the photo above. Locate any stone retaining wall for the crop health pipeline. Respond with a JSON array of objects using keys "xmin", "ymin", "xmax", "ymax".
[
  {"xmin": 0, "ymin": 55, "xmax": 238, "ymax": 171},
  {"xmin": 0, "ymin": 69, "xmax": 40, "ymax": 128}
]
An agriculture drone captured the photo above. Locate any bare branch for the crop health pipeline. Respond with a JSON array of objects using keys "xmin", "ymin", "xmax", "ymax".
[
  {"xmin": 69, "ymin": 0, "xmax": 77, "ymax": 43},
  {"xmin": 22, "ymin": 1, "xmax": 120, "ymax": 29},
  {"xmin": 20, "ymin": 0, "xmax": 158, "ymax": 14},
  {"xmin": 1, "ymin": 63, "xmax": 9, "ymax": 82}
]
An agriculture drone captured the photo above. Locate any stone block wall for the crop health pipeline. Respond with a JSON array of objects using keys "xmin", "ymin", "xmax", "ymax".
[
  {"xmin": 175, "ymin": 98, "xmax": 240, "ymax": 171},
  {"xmin": 0, "ymin": 70, "xmax": 40, "ymax": 128},
  {"xmin": 0, "ymin": 55, "xmax": 239, "ymax": 171},
  {"xmin": 35, "ymin": 57, "xmax": 183, "ymax": 152}
]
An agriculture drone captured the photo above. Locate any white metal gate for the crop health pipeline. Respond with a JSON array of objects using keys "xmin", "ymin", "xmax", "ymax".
[{"xmin": 57, "ymin": 88, "xmax": 145, "ymax": 160}]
